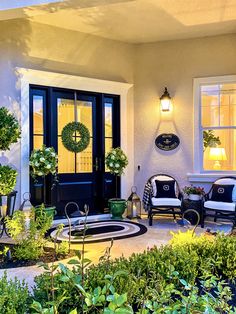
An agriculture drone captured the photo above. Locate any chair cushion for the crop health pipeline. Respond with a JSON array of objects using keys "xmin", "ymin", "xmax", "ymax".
[
  {"xmin": 155, "ymin": 180, "xmax": 176, "ymax": 198},
  {"xmin": 211, "ymin": 184, "xmax": 234, "ymax": 203},
  {"xmin": 204, "ymin": 200, "xmax": 236, "ymax": 212},
  {"xmin": 214, "ymin": 178, "xmax": 236, "ymax": 202},
  {"xmin": 151, "ymin": 197, "xmax": 181, "ymax": 207},
  {"xmin": 151, "ymin": 175, "xmax": 178, "ymax": 197}
]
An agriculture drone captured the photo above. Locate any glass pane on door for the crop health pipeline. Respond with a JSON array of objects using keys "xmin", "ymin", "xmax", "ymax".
[
  {"xmin": 33, "ymin": 95, "xmax": 44, "ymax": 149},
  {"xmin": 76, "ymin": 100, "xmax": 93, "ymax": 173},
  {"xmin": 105, "ymin": 101, "xmax": 113, "ymax": 172},
  {"xmin": 57, "ymin": 97, "xmax": 93, "ymax": 174}
]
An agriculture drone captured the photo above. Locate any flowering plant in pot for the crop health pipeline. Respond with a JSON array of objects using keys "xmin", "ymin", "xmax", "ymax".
[
  {"xmin": 183, "ymin": 185, "xmax": 205, "ymax": 201},
  {"xmin": 105, "ymin": 147, "xmax": 128, "ymax": 219},
  {"xmin": 29, "ymin": 145, "xmax": 58, "ymax": 219}
]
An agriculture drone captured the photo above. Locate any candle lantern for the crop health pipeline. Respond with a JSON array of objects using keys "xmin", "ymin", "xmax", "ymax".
[{"xmin": 127, "ymin": 186, "xmax": 142, "ymax": 219}]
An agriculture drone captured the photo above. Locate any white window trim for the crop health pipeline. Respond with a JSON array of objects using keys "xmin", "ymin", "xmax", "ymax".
[
  {"xmin": 17, "ymin": 68, "xmax": 133, "ymax": 203},
  {"xmin": 188, "ymin": 75, "xmax": 236, "ymax": 182}
]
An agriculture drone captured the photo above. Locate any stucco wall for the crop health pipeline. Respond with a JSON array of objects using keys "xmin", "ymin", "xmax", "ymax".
[
  {"xmin": 0, "ymin": 19, "xmax": 134, "ymax": 206},
  {"xmin": 0, "ymin": 18, "xmax": 236, "ymax": 206},
  {"xmin": 133, "ymin": 34, "xmax": 236, "ymax": 195}
]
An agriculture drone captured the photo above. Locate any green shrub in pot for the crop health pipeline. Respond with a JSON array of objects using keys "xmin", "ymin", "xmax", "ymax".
[
  {"xmin": 0, "ymin": 165, "xmax": 17, "ymax": 195},
  {"xmin": 29, "ymin": 145, "xmax": 58, "ymax": 218},
  {"xmin": 105, "ymin": 147, "xmax": 128, "ymax": 219}
]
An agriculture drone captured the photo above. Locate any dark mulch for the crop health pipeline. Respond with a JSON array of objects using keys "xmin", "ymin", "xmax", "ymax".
[{"xmin": 0, "ymin": 243, "xmax": 75, "ymax": 269}]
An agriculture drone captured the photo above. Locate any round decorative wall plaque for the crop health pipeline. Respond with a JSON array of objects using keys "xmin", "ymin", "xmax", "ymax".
[{"xmin": 155, "ymin": 133, "xmax": 180, "ymax": 151}]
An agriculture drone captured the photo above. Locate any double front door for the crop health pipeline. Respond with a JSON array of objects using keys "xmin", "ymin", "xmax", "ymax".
[{"xmin": 30, "ymin": 86, "xmax": 120, "ymax": 216}]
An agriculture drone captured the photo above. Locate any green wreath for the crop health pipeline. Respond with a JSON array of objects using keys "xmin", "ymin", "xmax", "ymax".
[{"xmin": 61, "ymin": 122, "xmax": 90, "ymax": 153}]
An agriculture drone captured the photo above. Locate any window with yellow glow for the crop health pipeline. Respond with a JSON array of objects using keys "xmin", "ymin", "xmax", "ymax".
[{"xmin": 201, "ymin": 84, "xmax": 236, "ymax": 171}]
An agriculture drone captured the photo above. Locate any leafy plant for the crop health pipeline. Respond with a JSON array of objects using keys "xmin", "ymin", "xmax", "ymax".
[
  {"xmin": 203, "ymin": 130, "xmax": 221, "ymax": 151},
  {"xmin": 5, "ymin": 205, "xmax": 52, "ymax": 260},
  {"xmin": 0, "ymin": 271, "xmax": 30, "ymax": 314},
  {"xmin": 31, "ymin": 231, "xmax": 236, "ymax": 313},
  {"xmin": 105, "ymin": 147, "xmax": 128, "ymax": 176},
  {"xmin": 29, "ymin": 145, "xmax": 58, "ymax": 179},
  {"xmin": 56, "ymin": 241, "xmax": 70, "ymax": 257},
  {"xmin": 0, "ymin": 107, "xmax": 21, "ymax": 151},
  {"xmin": 0, "ymin": 165, "xmax": 17, "ymax": 195}
]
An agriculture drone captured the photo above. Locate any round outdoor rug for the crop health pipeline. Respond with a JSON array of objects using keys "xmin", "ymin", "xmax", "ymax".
[{"xmin": 49, "ymin": 220, "xmax": 147, "ymax": 243}]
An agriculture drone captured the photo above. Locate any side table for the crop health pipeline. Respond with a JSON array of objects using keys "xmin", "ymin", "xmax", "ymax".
[{"xmin": 182, "ymin": 199, "xmax": 203, "ymax": 227}]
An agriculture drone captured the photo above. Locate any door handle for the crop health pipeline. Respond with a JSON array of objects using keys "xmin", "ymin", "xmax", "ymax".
[
  {"xmin": 94, "ymin": 157, "xmax": 103, "ymax": 172},
  {"xmin": 94, "ymin": 157, "xmax": 99, "ymax": 171}
]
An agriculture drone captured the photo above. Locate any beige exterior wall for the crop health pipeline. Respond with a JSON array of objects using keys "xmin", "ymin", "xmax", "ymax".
[
  {"xmin": 0, "ymin": 18, "xmax": 236, "ymax": 204},
  {"xmin": 0, "ymin": 19, "xmax": 134, "ymax": 205},
  {"xmin": 134, "ymin": 34, "xmax": 236, "ymax": 194}
]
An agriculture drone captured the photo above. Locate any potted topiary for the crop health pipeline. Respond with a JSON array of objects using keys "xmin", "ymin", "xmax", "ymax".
[
  {"xmin": 0, "ymin": 107, "xmax": 21, "ymax": 217},
  {"xmin": 183, "ymin": 185, "xmax": 205, "ymax": 201},
  {"xmin": 29, "ymin": 145, "xmax": 58, "ymax": 219},
  {"xmin": 0, "ymin": 165, "xmax": 17, "ymax": 217},
  {"xmin": 105, "ymin": 147, "xmax": 128, "ymax": 219}
]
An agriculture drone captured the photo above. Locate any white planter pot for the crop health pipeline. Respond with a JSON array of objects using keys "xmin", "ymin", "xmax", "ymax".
[{"xmin": 188, "ymin": 194, "xmax": 201, "ymax": 201}]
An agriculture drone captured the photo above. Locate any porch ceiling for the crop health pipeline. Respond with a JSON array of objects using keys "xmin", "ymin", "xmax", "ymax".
[{"xmin": 2, "ymin": 0, "xmax": 236, "ymax": 43}]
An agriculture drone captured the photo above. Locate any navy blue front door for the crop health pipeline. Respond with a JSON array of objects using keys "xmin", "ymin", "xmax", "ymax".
[{"xmin": 29, "ymin": 86, "xmax": 120, "ymax": 216}]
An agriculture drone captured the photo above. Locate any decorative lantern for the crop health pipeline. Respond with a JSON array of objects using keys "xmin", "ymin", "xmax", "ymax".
[
  {"xmin": 127, "ymin": 186, "xmax": 142, "ymax": 219},
  {"xmin": 19, "ymin": 192, "xmax": 33, "ymax": 229}
]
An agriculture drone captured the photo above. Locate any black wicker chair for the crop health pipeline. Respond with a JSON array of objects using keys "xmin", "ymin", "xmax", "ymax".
[
  {"xmin": 202, "ymin": 176, "xmax": 236, "ymax": 228},
  {"xmin": 146, "ymin": 174, "xmax": 183, "ymax": 226}
]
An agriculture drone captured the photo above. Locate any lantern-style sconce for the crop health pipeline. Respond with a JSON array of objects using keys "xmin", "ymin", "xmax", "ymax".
[
  {"xmin": 160, "ymin": 87, "xmax": 172, "ymax": 112},
  {"xmin": 127, "ymin": 186, "xmax": 142, "ymax": 219}
]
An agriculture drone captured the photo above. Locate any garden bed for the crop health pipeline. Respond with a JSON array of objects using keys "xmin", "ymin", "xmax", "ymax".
[
  {"xmin": 1, "ymin": 231, "xmax": 236, "ymax": 313},
  {"xmin": 0, "ymin": 243, "xmax": 75, "ymax": 269}
]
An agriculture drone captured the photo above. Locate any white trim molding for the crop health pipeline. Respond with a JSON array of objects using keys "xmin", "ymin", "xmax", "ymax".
[
  {"xmin": 17, "ymin": 68, "xmax": 133, "ymax": 203},
  {"xmin": 193, "ymin": 74, "xmax": 236, "ymax": 175}
]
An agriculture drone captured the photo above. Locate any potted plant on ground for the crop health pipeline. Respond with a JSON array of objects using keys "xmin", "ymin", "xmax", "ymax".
[
  {"xmin": 0, "ymin": 107, "xmax": 21, "ymax": 218},
  {"xmin": 0, "ymin": 165, "xmax": 17, "ymax": 221},
  {"xmin": 183, "ymin": 185, "xmax": 205, "ymax": 201},
  {"xmin": 29, "ymin": 145, "xmax": 58, "ymax": 219},
  {"xmin": 105, "ymin": 147, "xmax": 128, "ymax": 219}
]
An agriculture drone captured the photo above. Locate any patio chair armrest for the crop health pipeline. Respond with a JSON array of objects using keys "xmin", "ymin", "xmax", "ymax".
[
  {"xmin": 178, "ymin": 192, "xmax": 184, "ymax": 201},
  {"xmin": 203, "ymin": 193, "xmax": 210, "ymax": 202}
]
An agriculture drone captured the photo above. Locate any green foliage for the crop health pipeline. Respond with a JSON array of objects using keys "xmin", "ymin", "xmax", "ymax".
[
  {"xmin": 1, "ymin": 230, "xmax": 236, "ymax": 313},
  {"xmin": 56, "ymin": 241, "xmax": 70, "ymax": 257},
  {"xmin": 61, "ymin": 122, "xmax": 90, "ymax": 153},
  {"xmin": 203, "ymin": 129, "xmax": 221, "ymax": 151},
  {"xmin": 0, "ymin": 107, "xmax": 21, "ymax": 151},
  {"xmin": 105, "ymin": 147, "xmax": 128, "ymax": 176},
  {"xmin": 5, "ymin": 204, "xmax": 52, "ymax": 260},
  {"xmin": 29, "ymin": 145, "xmax": 58, "ymax": 179},
  {"xmin": 0, "ymin": 271, "xmax": 30, "ymax": 314},
  {"xmin": 32, "ymin": 233, "xmax": 236, "ymax": 313},
  {"xmin": 0, "ymin": 164, "xmax": 17, "ymax": 195}
]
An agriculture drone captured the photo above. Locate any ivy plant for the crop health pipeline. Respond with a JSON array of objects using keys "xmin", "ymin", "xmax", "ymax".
[{"xmin": 0, "ymin": 107, "xmax": 21, "ymax": 151}]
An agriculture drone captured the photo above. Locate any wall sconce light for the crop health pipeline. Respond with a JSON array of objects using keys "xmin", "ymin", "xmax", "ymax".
[{"xmin": 160, "ymin": 87, "xmax": 171, "ymax": 112}]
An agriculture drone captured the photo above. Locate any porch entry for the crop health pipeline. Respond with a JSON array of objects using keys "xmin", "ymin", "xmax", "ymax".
[{"xmin": 29, "ymin": 85, "xmax": 120, "ymax": 217}]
